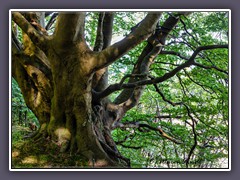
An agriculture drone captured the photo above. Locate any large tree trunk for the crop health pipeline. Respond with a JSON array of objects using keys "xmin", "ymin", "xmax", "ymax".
[
  {"xmin": 12, "ymin": 11, "xmax": 162, "ymax": 168},
  {"xmin": 45, "ymin": 46, "xmax": 126, "ymax": 167},
  {"xmin": 13, "ymin": 43, "xmax": 129, "ymax": 167}
]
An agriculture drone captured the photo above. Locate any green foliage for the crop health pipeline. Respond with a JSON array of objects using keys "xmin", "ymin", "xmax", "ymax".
[
  {"xmin": 85, "ymin": 12, "xmax": 99, "ymax": 48},
  {"xmin": 111, "ymin": 12, "xmax": 229, "ymax": 168},
  {"xmin": 11, "ymin": 78, "xmax": 38, "ymax": 144},
  {"xmin": 12, "ymin": 78, "xmax": 38, "ymax": 125}
]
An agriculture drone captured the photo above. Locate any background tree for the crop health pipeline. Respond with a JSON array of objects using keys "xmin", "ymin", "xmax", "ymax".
[{"xmin": 11, "ymin": 11, "xmax": 229, "ymax": 168}]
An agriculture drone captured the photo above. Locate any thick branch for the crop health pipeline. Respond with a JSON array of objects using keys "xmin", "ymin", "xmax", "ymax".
[
  {"xmin": 94, "ymin": 45, "xmax": 162, "ymax": 101},
  {"xmin": 94, "ymin": 13, "xmax": 162, "ymax": 70},
  {"xmin": 12, "ymin": 56, "xmax": 51, "ymax": 124},
  {"xmin": 13, "ymin": 53, "xmax": 52, "ymax": 81},
  {"xmin": 102, "ymin": 12, "xmax": 114, "ymax": 49},
  {"xmin": 94, "ymin": 12, "xmax": 114, "ymax": 51},
  {"xmin": 12, "ymin": 12, "xmax": 49, "ymax": 51},
  {"xmin": 53, "ymin": 12, "xmax": 87, "ymax": 47},
  {"xmin": 94, "ymin": 13, "xmax": 105, "ymax": 51},
  {"xmin": 121, "ymin": 44, "xmax": 163, "ymax": 111},
  {"xmin": 12, "ymin": 30, "xmax": 52, "ymax": 80}
]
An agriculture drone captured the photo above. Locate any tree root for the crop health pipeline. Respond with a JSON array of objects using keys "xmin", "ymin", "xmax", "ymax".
[{"xmin": 98, "ymin": 138, "xmax": 130, "ymax": 167}]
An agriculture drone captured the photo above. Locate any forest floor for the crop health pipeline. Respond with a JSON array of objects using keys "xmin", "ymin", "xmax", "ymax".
[{"xmin": 11, "ymin": 125, "xmax": 89, "ymax": 169}]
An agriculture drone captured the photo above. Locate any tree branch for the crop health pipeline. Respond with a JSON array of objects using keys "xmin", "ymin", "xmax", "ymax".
[
  {"xmin": 113, "ymin": 13, "xmax": 183, "ymax": 105},
  {"xmin": 183, "ymin": 69, "xmax": 214, "ymax": 94},
  {"xmin": 95, "ymin": 44, "xmax": 228, "ymax": 100},
  {"xmin": 118, "ymin": 44, "xmax": 163, "ymax": 112},
  {"xmin": 92, "ymin": 13, "xmax": 114, "ymax": 92},
  {"xmin": 117, "ymin": 144, "xmax": 142, "ymax": 150},
  {"xmin": 189, "ymin": 45, "xmax": 228, "ymax": 61},
  {"xmin": 153, "ymin": 83, "xmax": 183, "ymax": 106},
  {"xmin": 160, "ymin": 50, "xmax": 189, "ymax": 60},
  {"xmin": 152, "ymin": 82, "xmax": 199, "ymax": 167},
  {"xmin": 45, "ymin": 12, "xmax": 58, "ymax": 30},
  {"xmin": 12, "ymin": 55, "xmax": 52, "ymax": 125},
  {"xmin": 53, "ymin": 12, "xmax": 87, "ymax": 48},
  {"xmin": 94, "ymin": 13, "xmax": 105, "ymax": 51},
  {"xmin": 12, "ymin": 31, "xmax": 22, "ymax": 53},
  {"xmin": 102, "ymin": 12, "xmax": 114, "ymax": 49},
  {"xmin": 113, "ymin": 122, "xmax": 183, "ymax": 145},
  {"xmin": 193, "ymin": 62, "xmax": 228, "ymax": 75},
  {"xmin": 12, "ymin": 12, "xmax": 49, "ymax": 51},
  {"xmin": 13, "ymin": 53, "xmax": 52, "ymax": 81},
  {"xmin": 155, "ymin": 115, "xmax": 183, "ymax": 119},
  {"xmin": 115, "ymin": 134, "xmax": 143, "ymax": 149},
  {"xmin": 113, "ymin": 43, "xmax": 154, "ymax": 104},
  {"xmin": 179, "ymin": 17, "xmax": 201, "ymax": 45},
  {"xmin": 183, "ymin": 104, "xmax": 198, "ymax": 168},
  {"xmin": 94, "ymin": 12, "xmax": 162, "ymax": 70},
  {"xmin": 12, "ymin": 29, "xmax": 52, "ymax": 80}
]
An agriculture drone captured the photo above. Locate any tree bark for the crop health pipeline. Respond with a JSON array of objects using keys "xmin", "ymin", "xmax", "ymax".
[{"xmin": 46, "ymin": 45, "xmax": 123, "ymax": 166}]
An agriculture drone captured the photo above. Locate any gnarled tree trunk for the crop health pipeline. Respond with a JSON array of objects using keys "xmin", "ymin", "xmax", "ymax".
[{"xmin": 12, "ymin": 11, "xmax": 162, "ymax": 167}]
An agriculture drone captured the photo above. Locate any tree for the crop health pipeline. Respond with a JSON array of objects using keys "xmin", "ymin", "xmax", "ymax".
[{"xmin": 11, "ymin": 11, "xmax": 229, "ymax": 168}]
